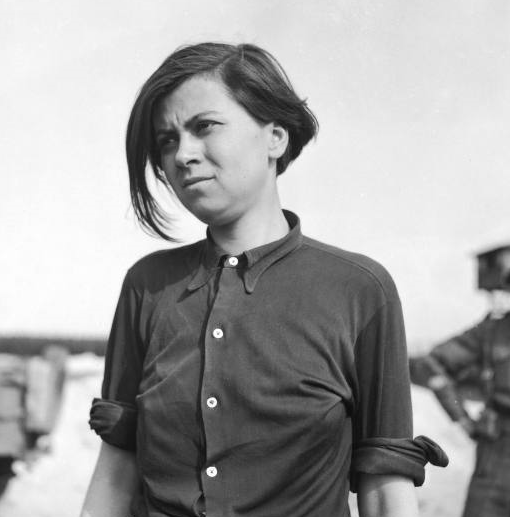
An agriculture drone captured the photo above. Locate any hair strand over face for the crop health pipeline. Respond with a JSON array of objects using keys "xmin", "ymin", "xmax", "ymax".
[{"xmin": 126, "ymin": 42, "xmax": 318, "ymax": 241}]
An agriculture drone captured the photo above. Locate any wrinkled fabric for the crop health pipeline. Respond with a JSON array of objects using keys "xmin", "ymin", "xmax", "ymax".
[
  {"xmin": 90, "ymin": 210, "xmax": 447, "ymax": 517},
  {"xmin": 89, "ymin": 398, "xmax": 137, "ymax": 450},
  {"xmin": 351, "ymin": 435, "xmax": 449, "ymax": 490}
]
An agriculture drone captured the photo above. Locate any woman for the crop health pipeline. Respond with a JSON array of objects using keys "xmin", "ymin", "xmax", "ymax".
[{"xmin": 81, "ymin": 42, "xmax": 447, "ymax": 517}]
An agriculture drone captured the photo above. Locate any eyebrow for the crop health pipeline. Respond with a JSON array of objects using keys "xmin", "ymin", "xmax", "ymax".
[{"xmin": 154, "ymin": 111, "xmax": 222, "ymax": 137}]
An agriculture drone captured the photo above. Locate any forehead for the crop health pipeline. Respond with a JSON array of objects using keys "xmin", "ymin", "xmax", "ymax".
[{"xmin": 153, "ymin": 75, "xmax": 239, "ymax": 128}]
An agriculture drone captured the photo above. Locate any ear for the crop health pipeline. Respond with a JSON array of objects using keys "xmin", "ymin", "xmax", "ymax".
[{"xmin": 267, "ymin": 123, "xmax": 289, "ymax": 160}]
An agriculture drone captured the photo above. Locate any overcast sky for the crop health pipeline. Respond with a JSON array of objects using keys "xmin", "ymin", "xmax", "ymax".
[{"xmin": 1, "ymin": 0, "xmax": 509, "ymax": 349}]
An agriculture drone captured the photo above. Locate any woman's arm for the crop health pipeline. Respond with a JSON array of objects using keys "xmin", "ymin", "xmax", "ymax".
[
  {"xmin": 80, "ymin": 441, "xmax": 139, "ymax": 517},
  {"xmin": 357, "ymin": 473, "xmax": 419, "ymax": 517}
]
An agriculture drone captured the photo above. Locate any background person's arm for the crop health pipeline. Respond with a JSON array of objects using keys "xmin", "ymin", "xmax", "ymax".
[
  {"xmin": 357, "ymin": 473, "xmax": 419, "ymax": 517},
  {"xmin": 80, "ymin": 442, "xmax": 138, "ymax": 517}
]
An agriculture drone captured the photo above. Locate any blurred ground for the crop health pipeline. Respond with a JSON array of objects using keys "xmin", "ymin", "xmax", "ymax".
[
  {"xmin": 0, "ymin": 355, "xmax": 102, "ymax": 517},
  {"xmin": 0, "ymin": 355, "xmax": 475, "ymax": 517}
]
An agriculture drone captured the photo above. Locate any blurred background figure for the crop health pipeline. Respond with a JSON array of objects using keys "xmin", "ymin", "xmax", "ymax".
[
  {"xmin": 410, "ymin": 241, "xmax": 510, "ymax": 517},
  {"xmin": 0, "ymin": 344, "xmax": 68, "ymax": 497}
]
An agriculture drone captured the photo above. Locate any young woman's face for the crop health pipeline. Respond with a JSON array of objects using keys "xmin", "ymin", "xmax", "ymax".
[{"xmin": 153, "ymin": 75, "xmax": 287, "ymax": 226}]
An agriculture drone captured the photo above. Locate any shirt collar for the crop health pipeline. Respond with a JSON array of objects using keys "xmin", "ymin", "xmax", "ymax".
[{"xmin": 186, "ymin": 210, "xmax": 302, "ymax": 294}]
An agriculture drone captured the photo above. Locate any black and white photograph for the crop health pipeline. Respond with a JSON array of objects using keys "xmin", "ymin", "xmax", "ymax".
[{"xmin": 1, "ymin": 1, "xmax": 509, "ymax": 516}]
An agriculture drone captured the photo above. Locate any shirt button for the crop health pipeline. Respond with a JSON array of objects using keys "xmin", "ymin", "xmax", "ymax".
[
  {"xmin": 206, "ymin": 466, "xmax": 217, "ymax": 477},
  {"xmin": 206, "ymin": 397, "xmax": 218, "ymax": 408},
  {"xmin": 228, "ymin": 256, "xmax": 238, "ymax": 266},
  {"xmin": 212, "ymin": 328, "xmax": 223, "ymax": 339}
]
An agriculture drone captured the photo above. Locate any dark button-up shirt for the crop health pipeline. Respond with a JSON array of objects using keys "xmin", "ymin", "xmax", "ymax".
[{"xmin": 90, "ymin": 211, "xmax": 446, "ymax": 517}]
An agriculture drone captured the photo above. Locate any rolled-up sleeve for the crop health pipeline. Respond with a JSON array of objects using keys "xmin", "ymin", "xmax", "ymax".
[
  {"xmin": 89, "ymin": 398, "xmax": 138, "ymax": 450},
  {"xmin": 352, "ymin": 435, "xmax": 448, "ymax": 488},
  {"xmin": 89, "ymin": 272, "xmax": 145, "ymax": 451},
  {"xmin": 350, "ymin": 281, "xmax": 448, "ymax": 491}
]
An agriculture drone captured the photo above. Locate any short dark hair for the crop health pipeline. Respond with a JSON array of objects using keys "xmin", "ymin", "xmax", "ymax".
[{"xmin": 126, "ymin": 42, "xmax": 319, "ymax": 240}]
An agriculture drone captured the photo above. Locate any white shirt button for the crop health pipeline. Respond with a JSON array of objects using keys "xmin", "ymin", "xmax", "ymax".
[
  {"xmin": 228, "ymin": 256, "xmax": 238, "ymax": 266},
  {"xmin": 206, "ymin": 397, "xmax": 218, "ymax": 408},
  {"xmin": 206, "ymin": 466, "xmax": 217, "ymax": 477},
  {"xmin": 212, "ymin": 328, "xmax": 223, "ymax": 339}
]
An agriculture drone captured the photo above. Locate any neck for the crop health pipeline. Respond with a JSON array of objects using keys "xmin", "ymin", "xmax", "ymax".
[{"xmin": 209, "ymin": 203, "xmax": 289, "ymax": 256}]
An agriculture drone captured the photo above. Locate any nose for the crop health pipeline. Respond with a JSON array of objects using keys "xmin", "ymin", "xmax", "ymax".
[{"xmin": 174, "ymin": 133, "xmax": 201, "ymax": 168}]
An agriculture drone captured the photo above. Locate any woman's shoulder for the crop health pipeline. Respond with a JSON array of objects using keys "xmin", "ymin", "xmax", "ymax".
[
  {"xmin": 124, "ymin": 239, "xmax": 205, "ymax": 288},
  {"xmin": 300, "ymin": 235, "xmax": 398, "ymax": 300}
]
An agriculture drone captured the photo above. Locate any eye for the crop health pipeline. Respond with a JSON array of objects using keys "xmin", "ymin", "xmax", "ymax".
[
  {"xmin": 157, "ymin": 134, "xmax": 178, "ymax": 151},
  {"xmin": 195, "ymin": 120, "xmax": 218, "ymax": 134}
]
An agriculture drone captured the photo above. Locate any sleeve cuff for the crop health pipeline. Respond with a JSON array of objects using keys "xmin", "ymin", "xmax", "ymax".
[
  {"xmin": 350, "ymin": 435, "xmax": 449, "ymax": 492},
  {"xmin": 89, "ymin": 397, "xmax": 137, "ymax": 451}
]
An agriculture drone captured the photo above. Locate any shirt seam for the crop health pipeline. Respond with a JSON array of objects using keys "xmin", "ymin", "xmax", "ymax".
[{"xmin": 300, "ymin": 240, "xmax": 392, "ymax": 301}]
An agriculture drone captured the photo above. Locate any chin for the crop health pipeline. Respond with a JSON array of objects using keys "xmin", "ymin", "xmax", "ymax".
[{"xmin": 188, "ymin": 204, "xmax": 237, "ymax": 228}]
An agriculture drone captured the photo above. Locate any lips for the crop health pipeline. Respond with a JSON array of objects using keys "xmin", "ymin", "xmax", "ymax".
[{"xmin": 182, "ymin": 176, "xmax": 213, "ymax": 188}]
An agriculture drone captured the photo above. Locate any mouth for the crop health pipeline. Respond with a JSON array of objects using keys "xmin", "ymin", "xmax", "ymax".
[{"xmin": 182, "ymin": 176, "xmax": 214, "ymax": 189}]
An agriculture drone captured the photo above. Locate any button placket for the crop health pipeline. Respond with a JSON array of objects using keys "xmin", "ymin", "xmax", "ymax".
[{"xmin": 201, "ymin": 267, "xmax": 242, "ymax": 513}]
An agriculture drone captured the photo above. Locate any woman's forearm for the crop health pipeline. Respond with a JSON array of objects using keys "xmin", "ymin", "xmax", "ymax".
[
  {"xmin": 357, "ymin": 474, "xmax": 419, "ymax": 517},
  {"xmin": 80, "ymin": 442, "xmax": 139, "ymax": 517}
]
